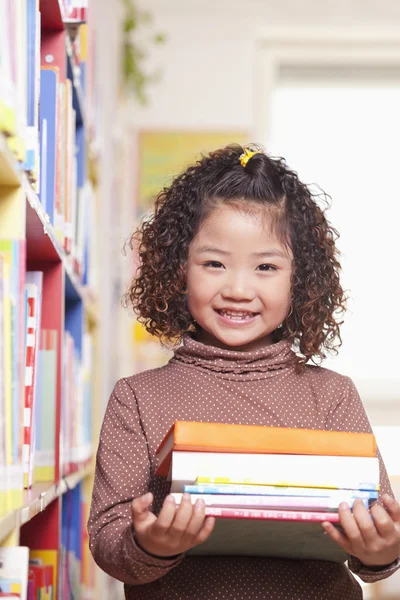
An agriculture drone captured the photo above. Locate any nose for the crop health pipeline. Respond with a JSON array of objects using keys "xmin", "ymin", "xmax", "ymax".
[{"xmin": 221, "ymin": 272, "xmax": 255, "ymax": 302}]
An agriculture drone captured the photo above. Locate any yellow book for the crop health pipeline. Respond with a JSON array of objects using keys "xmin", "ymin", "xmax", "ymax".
[
  {"xmin": 195, "ymin": 476, "xmax": 380, "ymax": 492},
  {"xmin": 0, "ymin": 101, "xmax": 16, "ymax": 136},
  {"xmin": 30, "ymin": 549, "xmax": 58, "ymax": 599},
  {"xmin": 2, "ymin": 262, "xmax": 13, "ymax": 513}
]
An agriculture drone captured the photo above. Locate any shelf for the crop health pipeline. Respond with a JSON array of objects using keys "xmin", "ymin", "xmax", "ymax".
[
  {"xmin": 39, "ymin": 0, "xmax": 65, "ymax": 32},
  {"xmin": 0, "ymin": 466, "xmax": 93, "ymax": 544},
  {"xmin": 0, "ymin": 133, "xmax": 23, "ymax": 187}
]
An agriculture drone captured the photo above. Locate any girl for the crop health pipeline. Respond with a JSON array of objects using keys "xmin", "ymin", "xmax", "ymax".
[{"xmin": 88, "ymin": 145, "xmax": 400, "ymax": 599}]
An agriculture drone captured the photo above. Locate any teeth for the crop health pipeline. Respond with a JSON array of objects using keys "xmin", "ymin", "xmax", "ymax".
[{"xmin": 219, "ymin": 310, "xmax": 254, "ymax": 319}]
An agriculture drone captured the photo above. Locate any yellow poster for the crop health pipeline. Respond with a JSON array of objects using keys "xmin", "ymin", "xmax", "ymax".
[{"xmin": 137, "ymin": 130, "xmax": 249, "ymax": 214}]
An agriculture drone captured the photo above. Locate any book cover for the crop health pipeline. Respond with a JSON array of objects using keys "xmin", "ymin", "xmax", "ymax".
[
  {"xmin": 169, "ymin": 452, "xmax": 380, "ymax": 492},
  {"xmin": 29, "ymin": 550, "xmax": 57, "ymax": 600},
  {"xmin": 188, "ymin": 514, "xmax": 347, "ymax": 562},
  {"xmin": 156, "ymin": 421, "xmax": 377, "ymax": 477}
]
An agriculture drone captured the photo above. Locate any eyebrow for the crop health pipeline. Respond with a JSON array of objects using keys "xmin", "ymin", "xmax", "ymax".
[{"xmin": 196, "ymin": 246, "xmax": 287, "ymax": 259}]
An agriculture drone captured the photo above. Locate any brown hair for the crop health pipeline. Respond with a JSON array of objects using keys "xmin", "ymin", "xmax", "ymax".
[{"xmin": 125, "ymin": 144, "xmax": 347, "ymax": 369}]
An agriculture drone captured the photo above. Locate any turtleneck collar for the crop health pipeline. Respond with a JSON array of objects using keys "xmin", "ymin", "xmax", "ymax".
[{"xmin": 170, "ymin": 334, "xmax": 297, "ymax": 380}]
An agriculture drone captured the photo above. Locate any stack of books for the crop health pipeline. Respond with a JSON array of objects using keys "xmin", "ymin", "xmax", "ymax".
[{"xmin": 156, "ymin": 421, "xmax": 379, "ymax": 562}]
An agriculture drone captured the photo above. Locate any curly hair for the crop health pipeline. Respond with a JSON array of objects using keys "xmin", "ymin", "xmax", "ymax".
[{"xmin": 125, "ymin": 143, "xmax": 347, "ymax": 369}]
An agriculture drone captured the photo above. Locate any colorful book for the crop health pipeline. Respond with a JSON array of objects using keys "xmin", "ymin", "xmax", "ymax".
[
  {"xmin": 23, "ymin": 272, "xmax": 43, "ymax": 488},
  {"xmin": 183, "ymin": 483, "xmax": 379, "ymax": 502},
  {"xmin": 29, "ymin": 550, "xmax": 57, "ymax": 600},
  {"xmin": 156, "ymin": 421, "xmax": 377, "ymax": 477},
  {"xmin": 34, "ymin": 330, "xmax": 57, "ymax": 482},
  {"xmin": 168, "ymin": 452, "xmax": 380, "ymax": 492}
]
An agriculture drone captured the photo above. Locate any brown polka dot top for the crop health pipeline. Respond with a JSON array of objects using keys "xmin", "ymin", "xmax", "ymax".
[{"xmin": 88, "ymin": 335, "xmax": 400, "ymax": 599}]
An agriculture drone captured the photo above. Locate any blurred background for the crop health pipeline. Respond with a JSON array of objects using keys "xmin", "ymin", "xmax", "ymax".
[{"xmin": 0, "ymin": 0, "xmax": 399, "ymax": 598}]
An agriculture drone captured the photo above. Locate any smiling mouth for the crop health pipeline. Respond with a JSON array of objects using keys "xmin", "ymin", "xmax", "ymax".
[{"xmin": 216, "ymin": 309, "xmax": 258, "ymax": 321}]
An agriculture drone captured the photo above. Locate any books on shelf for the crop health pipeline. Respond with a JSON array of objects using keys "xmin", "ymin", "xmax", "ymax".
[
  {"xmin": 0, "ymin": 1, "xmax": 97, "ymax": 597},
  {"xmin": 0, "ymin": 263, "xmax": 93, "ymax": 495},
  {"xmin": 156, "ymin": 421, "xmax": 379, "ymax": 562},
  {"xmin": 61, "ymin": 331, "xmax": 93, "ymax": 477},
  {"xmin": 0, "ymin": 240, "xmax": 26, "ymax": 514},
  {"xmin": 2, "ymin": 3, "xmax": 96, "ymax": 290}
]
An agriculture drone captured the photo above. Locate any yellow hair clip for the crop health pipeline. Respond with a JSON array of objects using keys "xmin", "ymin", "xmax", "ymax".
[{"xmin": 239, "ymin": 148, "xmax": 261, "ymax": 167}]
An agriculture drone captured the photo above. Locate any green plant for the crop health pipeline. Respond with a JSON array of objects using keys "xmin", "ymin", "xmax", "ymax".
[{"xmin": 121, "ymin": 0, "xmax": 165, "ymax": 104}]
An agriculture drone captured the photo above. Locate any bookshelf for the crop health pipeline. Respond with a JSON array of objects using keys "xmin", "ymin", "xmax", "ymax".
[{"xmin": 0, "ymin": 0, "xmax": 102, "ymax": 597}]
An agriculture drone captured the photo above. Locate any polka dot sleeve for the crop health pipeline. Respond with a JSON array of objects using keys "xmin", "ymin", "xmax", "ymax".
[
  {"xmin": 327, "ymin": 376, "xmax": 400, "ymax": 582},
  {"xmin": 87, "ymin": 379, "xmax": 183, "ymax": 585}
]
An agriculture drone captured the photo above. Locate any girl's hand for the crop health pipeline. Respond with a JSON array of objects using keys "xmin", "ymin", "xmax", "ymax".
[
  {"xmin": 131, "ymin": 492, "xmax": 215, "ymax": 558},
  {"xmin": 322, "ymin": 494, "xmax": 400, "ymax": 567}
]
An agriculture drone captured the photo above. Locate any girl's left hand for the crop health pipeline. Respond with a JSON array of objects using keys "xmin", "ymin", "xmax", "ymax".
[{"xmin": 322, "ymin": 494, "xmax": 400, "ymax": 567}]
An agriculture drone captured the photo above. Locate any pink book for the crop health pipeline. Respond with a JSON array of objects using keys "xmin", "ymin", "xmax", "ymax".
[{"xmin": 204, "ymin": 506, "xmax": 340, "ymax": 522}]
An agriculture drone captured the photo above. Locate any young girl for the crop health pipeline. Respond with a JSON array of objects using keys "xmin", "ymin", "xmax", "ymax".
[{"xmin": 88, "ymin": 145, "xmax": 400, "ymax": 599}]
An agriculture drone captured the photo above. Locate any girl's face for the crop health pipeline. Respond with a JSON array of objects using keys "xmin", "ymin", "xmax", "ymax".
[{"xmin": 186, "ymin": 204, "xmax": 293, "ymax": 352}]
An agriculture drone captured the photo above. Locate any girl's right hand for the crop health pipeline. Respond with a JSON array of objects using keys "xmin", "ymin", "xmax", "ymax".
[{"xmin": 131, "ymin": 492, "xmax": 215, "ymax": 558}]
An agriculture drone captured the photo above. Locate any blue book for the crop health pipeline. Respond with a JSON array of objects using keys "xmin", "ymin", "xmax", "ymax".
[
  {"xmin": 25, "ymin": 0, "xmax": 40, "ymax": 175},
  {"xmin": 38, "ymin": 67, "xmax": 59, "ymax": 224},
  {"xmin": 183, "ymin": 483, "xmax": 379, "ymax": 504}
]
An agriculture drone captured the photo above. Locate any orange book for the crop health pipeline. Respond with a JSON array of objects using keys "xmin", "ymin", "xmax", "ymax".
[{"xmin": 155, "ymin": 421, "xmax": 376, "ymax": 477}]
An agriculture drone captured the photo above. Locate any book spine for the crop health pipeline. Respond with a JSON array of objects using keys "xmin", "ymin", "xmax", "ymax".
[
  {"xmin": 204, "ymin": 506, "xmax": 340, "ymax": 522},
  {"xmin": 23, "ymin": 288, "xmax": 38, "ymax": 489}
]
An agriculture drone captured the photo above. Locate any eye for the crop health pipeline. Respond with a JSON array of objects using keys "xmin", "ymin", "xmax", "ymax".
[
  {"xmin": 203, "ymin": 261, "xmax": 225, "ymax": 269},
  {"xmin": 256, "ymin": 264, "xmax": 277, "ymax": 272}
]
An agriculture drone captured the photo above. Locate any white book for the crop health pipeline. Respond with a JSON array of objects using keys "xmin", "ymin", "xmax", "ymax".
[
  {"xmin": 169, "ymin": 451, "xmax": 380, "ymax": 493},
  {"xmin": 0, "ymin": 546, "xmax": 29, "ymax": 600}
]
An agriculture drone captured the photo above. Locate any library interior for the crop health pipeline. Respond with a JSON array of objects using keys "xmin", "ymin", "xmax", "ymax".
[{"xmin": 0, "ymin": 0, "xmax": 399, "ymax": 599}]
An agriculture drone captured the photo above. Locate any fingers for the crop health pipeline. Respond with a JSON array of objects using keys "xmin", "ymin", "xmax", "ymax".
[
  {"xmin": 151, "ymin": 495, "xmax": 179, "ymax": 536},
  {"xmin": 382, "ymin": 495, "xmax": 400, "ymax": 523},
  {"xmin": 370, "ymin": 501, "xmax": 397, "ymax": 539},
  {"xmin": 351, "ymin": 500, "xmax": 378, "ymax": 545},
  {"xmin": 131, "ymin": 492, "xmax": 155, "ymax": 528},
  {"xmin": 194, "ymin": 515, "xmax": 216, "ymax": 545},
  {"xmin": 154, "ymin": 494, "xmax": 215, "ymax": 548},
  {"xmin": 166, "ymin": 493, "xmax": 197, "ymax": 540},
  {"xmin": 322, "ymin": 521, "xmax": 353, "ymax": 554},
  {"xmin": 185, "ymin": 499, "xmax": 215, "ymax": 539},
  {"xmin": 337, "ymin": 501, "xmax": 368, "ymax": 548}
]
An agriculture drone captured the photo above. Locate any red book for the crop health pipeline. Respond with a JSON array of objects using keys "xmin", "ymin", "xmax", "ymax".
[{"xmin": 202, "ymin": 506, "xmax": 340, "ymax": 522}]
